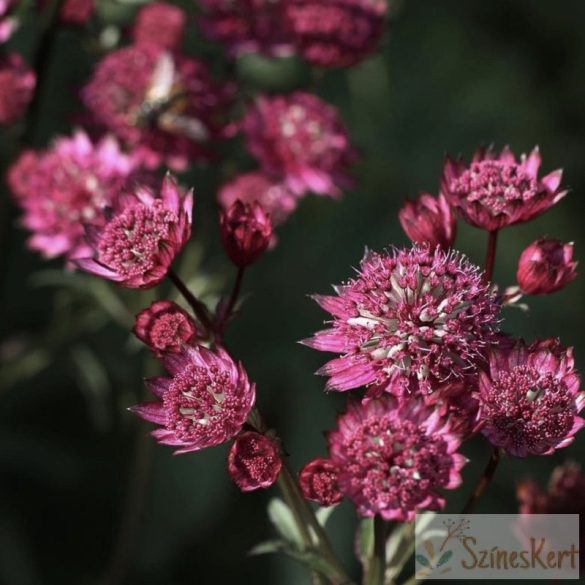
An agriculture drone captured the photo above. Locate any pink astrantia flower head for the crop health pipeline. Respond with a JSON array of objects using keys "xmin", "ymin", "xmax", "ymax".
[
  {"xmin": 134, "ymin": 300, "xmax": 197, "ymax": 355},
  {"xmin": 399, "ymin": 191, "xmax": 457, "ymax": 250},
  {"xmin": 305, "ymin": 245, "xmax": 500, "ymax": 395},
  {"xmin": 299, "ymin": 458, "xmax": 343, "ymax": 506},
  {"xmin": 0, "ymin": 54, "xmax": 36, "ymax": 125},
  {"xmin": 76, "ymin": 174, "xmax": 193, "ymax": 288},
  {"xmin": 478, "ymin": 339, "xmax": 585, "ymax": 457},
  {"xmin": 197, "ymin": 0, "xmax": 293, "ymax": 58},
  {"xmin": 131, "ymin": 345, "xmax": 256, "ymax": 454},
  {"xmin": 285, "ymin": 0, "xmax": 386, "ymax": 68},
  {"xmin": 516, "ymin": 238, "xmax": 577, "ymax": 295},
  {"xmin": 327, "ymin": 397, "xmax": 466, "ymax": 521},
  {"xmin": 220, "ymin": 200, "xmax": 273, "ymax": 267},
  {"xmin": 8, "ymin": 130, "xmax": 139, "ymax": 260},
  {"xmin": 0, "ymin": 0, "xmax": 18, "ymax": 42},
  {"xmin": 217, "ymin": 172, "xmax": 297, "ymax": 226},
  {"xmin": 132, "ymin": 2, "xmax": 186, "ymax": 50},
  {"xmin": 442, "ymin": 146, "xmax": 566, "ymax": 231},
  {"xmin": 242, "ymin": 92, "xmax": 356, "ymax": 197},
  {"xmin": 82, "ymin": 45, "xmax": 233, "ymax": 170},
  {"xmin": 37, "ymin": 0, "xmax": 94, "ymax": 24},
  {"xmin": 227, "ymin": 431, "xmax": 282, "ymax": 491}
]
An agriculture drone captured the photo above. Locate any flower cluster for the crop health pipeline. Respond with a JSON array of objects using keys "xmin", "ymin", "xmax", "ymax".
[{"xmin": 0, "ymin": 53, "xmax": 35, "ymax": 125}]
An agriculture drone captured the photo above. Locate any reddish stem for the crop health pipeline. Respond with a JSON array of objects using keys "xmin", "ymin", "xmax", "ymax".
[
  {"xmin": 167, "ymin": 268, "xmax": 213, "ymax": 335},
  {"xmin": 462, "ymin": 447, "xmax": 502, "ymax": 513},
  {"xmin": 484, "ymin": 230, "xmax": 499, "ymax": 282},
  {"xmin": 217, "ymin": 267, "xmax": 245, "ymax": 341}
]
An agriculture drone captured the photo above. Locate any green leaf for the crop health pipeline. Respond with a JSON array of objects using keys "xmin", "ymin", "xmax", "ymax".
[
  {"xmin": 249, "ymin": 540, "xmax": 285, "ymax": 556},
  {"xmin": 267, "ymin": 498, "xmax": 304, "ymax": 549},
  {"xmin": 356, "ymin": 517, "xmax": 374, "ymax": 564},
  {"xmin": 315, "ymin": 505, "xmax": 337, "ymax": 528},
  {"xmin": 437, "ymin": 550, "xmax": 453, "ymax": 567},
  {"xmin": 416, "ymin": 554, "xmax": 431, "ymax": 568}
]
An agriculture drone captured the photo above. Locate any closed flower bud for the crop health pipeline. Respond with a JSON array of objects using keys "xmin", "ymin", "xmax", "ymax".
[
  {"xmin": 516, "ymin": 238, "xmax": 577, "ymax": 295},
  {"xmin": 299, "ymin": 458, "xmax": 343, "ymax": 506}
]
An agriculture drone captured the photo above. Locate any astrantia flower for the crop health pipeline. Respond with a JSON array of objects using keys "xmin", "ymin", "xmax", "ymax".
[
  {"xmin": 442, "ymin": 146, "xmax": 566, "ymax": 231},
  {"xmin": 516, "ymin": 238, "xmax": 577, "ymax": 295},
  {"xmin": 305, "ymin": 245, "xmax": 500, "ymax": 395},
  {"xmin": 327, "ymin": 397, "xmax": 466, "ymax": 521},
  {"xmin": 0, "ymin": 0, "xmax": 18, "ymax": 43},
  {"xmin": 76, "ymin": 174, "xmax": 192, "ymax": 288},
  {"xmin": 478, "ymin": 339, "xmax": 585, "ymax": 457},
  {"xmin": 285, "ymin": 0, "xmax": 386, "ymax": 68},
  {"xmin": 242, "ymin": 92, "xmax": 356, "ymax": 197},
  {"xmin": 227, "ymin": 431, "xmax": 282, "ymax": 491},
  {"xmin": 8, "ymin": 130, "xmax": 139, "ymax": 260},
  {"xmin": 134, "ymin": 300, "xmax": 197, "ymax": 355},
  {"xmin": 299, "ymin": 458, "xmax": 343, "ymax": 506},
  {"xmin": 133, "ymin": 2, "xmax": 186, "ymax": 50},
  {"xmin": 131, "ymin": 346, "xmax": 255, "ymax": 454},
  {"xmin": 218, "ymin": 172, "xmax": 297, "ymax": 226},
  {"xmin": 198, "ymin": 0, "xmax": 293, "ymax": 58},
  {"xmin": 399, "ymin": 192, "xmax": 456, "ymax": 249},
  {"xmin": 38, "ymin": 0, "xmax": 94, "ymax": 24},
  {"xmin": 0, "ymin": 54, "xmax": 36, "ymax": 125},
  {"xmin": 82, "ymin": 45, "xmax": 233, "ymax": 170}
]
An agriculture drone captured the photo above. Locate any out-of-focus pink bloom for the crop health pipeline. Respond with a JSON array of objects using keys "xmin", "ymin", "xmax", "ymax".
[
  {"xmin": 133, "ymin": 2, "xmax": 186, "ymax": 50},
  {"xmin": 8, "ymin": 130, "xmax": 139, "ymax": 260},
  {"xmin": 76, "ymin": 174, "xmax": 193, "ymax": 288},
  {"xmin": 399, "ymin": 192, "xmax": 456, "ymax": 249},
  {"xmin": 227, "ymin": 431, "xmax": 282, "ymax": 491},
  {"xmin": 0, "ymin": 54, "xmax": 35, "ymax": 125},
  {"xmin": 285, "ymin": 0, "xmax": 386, "ymax": 68},
  {"xmin": 134, "ymin": 300, "xmax": 197, "ymax": 355},
  {"xmin": 217, "ymin": 172, "xmax": 297, "ymax": 226},
  {"xmin": 478, "ymin": 339, "xmax": 585, "ymax": 457},
  {"xmin": 516, "ymin": 238, "xmax": 577, "ymax": 295},
  {"xmin": 242, "ymin": 92, "xmax": 356, "ymax": 197},
  {"xmin": 198, "ymin": 0, "xmax": 293, "ymax": 58},
  {"xmin": 442, "ymin": 146, "xmax": 566, "ymax": 231},
  {"xmin": 0, "ymin": 0, "xmax": 18, "ymax": 42},
  {"xmin": 82, "ymin": 45, "xmax": 233, "ymax": 170},
  {"xmin": 131, "ymin": 345, "xmax": 255, "ymax": 454},
  {"xmin": 304, "ymin": 245, "xmax": 500, "ymax": 395},
  {"xmin": 327, "ymin": 397, "xmax": 466, "ymax": 521},
  {"xmin": 220, "ymin": 200, "xmax": 273, "ymax": 267},
  {"xmin": 299, "ymin": 458, "xmax": 343, "ymax": 506},
  {"xmin": 61, "ymin": 0, "xmax": 94, "ymax": 24}
]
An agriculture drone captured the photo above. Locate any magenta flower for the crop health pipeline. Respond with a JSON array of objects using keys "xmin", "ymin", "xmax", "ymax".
[
  {"xmin": 0, "ymin": 54, "xmax": 36, "ymax": 125},
  {"xmin": 327, "ymin": 397, "xmax": 466, "ymax": 521},
  {"xmin": 285, "ymin": 0, "xmax": 386, "ymax": 68},
  {"xmin": 8, "ymin": 130, "xmax": 139, "ymax": 260},
  {"xmin": 478, "ymin": 339, "xmax": 585, "ymax": 457},
  {"xmin": 75, "ymin": 174, "xmax": 193, "ymax": 289},
  {"xmin": 132, "ymin": 2, "xmax": 186, "ymax": 50},
  {"xmin": 0, "ymin": 0, "xmax": 18, "ymax": 42},
  {"xmin": 242, "ymin": 92, "xmax": 356, "ymax": 197},
  {"xmin": 227, "ymin": 431, "xmax": 282, "ymax": 492},
  {"xmin": 399, "ymin": 191, "xmax": 457, "ymax": 249},
  {"xmin": 299, "ymin": 458, "xmax": 343, "ymax": 506},
  {"xmin": 305, "ymin": 245, "xmax": 500, "ymax": 395},
  {"xmin": 134, "ymin": 300, "xmax": 197, "ymax": 355},
  {"xmin": 60, "ymin": 0, "xmax": 94, "ymax": 24},
  {"xmin": 82, "ymin": 45, "xmax": 233, "ymax": 170},
  {"xmin": 516, "ymin": 238, "xmax": 577, "ymax": 295},
  {"xmin": 131, "ymin": 346, "xmax": 256, "ymax": 454},
  {"xmin": 442, "ymin": 146, "xmax": 566, "ymax": 231}
]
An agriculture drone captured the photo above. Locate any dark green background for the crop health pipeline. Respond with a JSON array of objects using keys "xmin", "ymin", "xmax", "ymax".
[{"xmin": 1, "ymin": 1, "xmax": 584, "ymax": 584}]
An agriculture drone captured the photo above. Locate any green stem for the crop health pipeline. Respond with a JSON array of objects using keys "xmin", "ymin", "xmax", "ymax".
[
  {"xmin": 367, "ymin": 516, "xmax": 387, "ymax": 585},
  {"xmin": 216, "ymin": 266, "xmax": 245, "ymax": 342}
]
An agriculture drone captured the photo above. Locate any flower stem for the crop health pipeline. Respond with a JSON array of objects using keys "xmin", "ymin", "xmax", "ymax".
[
  {"xmin": 484, "ymin": 230, "xmax": 499, "ymax": 282},
  {"xmin": 366, "ymin": 516, "xmax": 387, "ymax": 585},
  {"xmin": 216, "ymin": 266, "xmax": 245, "ymax": 341},
  {"xmin": 167, "ymin": 268, "xmax": 213, "ymax": 335},
  {"xmin": 461, "ymin": 447, "xmax": 502, "ymax": 513}
]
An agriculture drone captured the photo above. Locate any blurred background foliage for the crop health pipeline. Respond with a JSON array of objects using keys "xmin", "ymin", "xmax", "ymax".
[{"xmin": 1, "ymin": 1, "xmax": 585, "ymax": 584}]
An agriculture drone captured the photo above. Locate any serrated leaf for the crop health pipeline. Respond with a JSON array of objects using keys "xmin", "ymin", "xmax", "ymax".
[{"xmin": 267, "ymin": 498, "xmax": 304, "ymax": 549}]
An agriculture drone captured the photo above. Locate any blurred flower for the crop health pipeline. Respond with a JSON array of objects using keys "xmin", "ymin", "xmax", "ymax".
[
  {"xmin": 131, "ymin": 346, "xmax": 256, "ymax": 454},
  {"xmin": 132, "ymin": 2, "xmax": 186, "ymax": 50},
  {"xmin": 327, "ymin": 397, "xmax": 466, "ymax": 521},
  {"xmin": 285, "ymin": 0, "xmax": 386, "ymax": 68},
  {"xmin": 198, "ymin": 0, "xmax": 293, "ymax": 58},
  {"xmin": 8, "ymin": 130, "xmax": 139, "ymax": 260},
  {"xmin": 82, "ymin": 45, "xmax": 233, "ymax": 170},
  {"xmin": 304, "ymin": 245, "xmax": 500, "ymax": 395},
  {"xmin": 242, "ymin": 92, "xmax": 356, "ymax": 196},
  {"xmin": 478, "ymin": 339, "xmax": 585, "ymax": 456},
  {"xmin": 76, "ymin": 174, "xmax": 192, "ymax": 288},
  {"xmin": 217, "ymin": 172, "xmax": 297, "ymax": 226},
  {"xmin": 37, "ymin": 0, "xmax": 94, "ymax": 24},
  {"xmin": 0, "ymin": 54, "xmax": 35, "ymax": 125},
  {"xmin": 134, "ymin": 300, "xmax": 197, "ymax": 355},
  {"xmin": 0, "ymin": 0, "xmax": 18, "ymax": 43},
  {"xmin": 299, "ymin": 458, "xmax": 343, "ymax": 506},
  {"xmin": 516, "ymin": 238, "xmax": 577, "ymax": 295},
  {"xmin": 442, "ymin": 146, "xmax": 566, "ymax": 231},
  {"xmin": 220, "ymin": 200, "xmax": 273, "ymax": 267},
  {"xmin": 228, "ymin": 431, "xmax": 282, "ymax": 491},
  {"xmin": 399, "ymin": 191, "xmax": 456, "ymax": 249}
]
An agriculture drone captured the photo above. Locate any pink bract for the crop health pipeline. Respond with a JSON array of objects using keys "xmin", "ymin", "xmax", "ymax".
[
  {"xmin": 132, "ymin": 2, "xmax": 186, "ymax": 50},
  {"xmin": 0, "ymin": 54, "xmax": 36, "ymax": 125},
  {"xmin": 0, "ymin": 0, "xmax": 17, "ymax": 42}
]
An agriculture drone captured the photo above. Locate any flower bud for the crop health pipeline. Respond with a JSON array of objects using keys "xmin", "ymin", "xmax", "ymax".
[
  {"xmin": 299, "ymin": 458, "xmax": 343, "ymax": 506},
  {"xmin": 220, "ymin": 200, "xmax": 272, "ymax": 267},
  {"xmin": 516, "ymin": 238, "xmax": 577, "ymax": 295}
]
